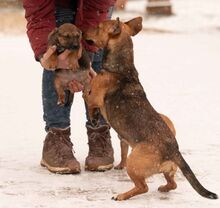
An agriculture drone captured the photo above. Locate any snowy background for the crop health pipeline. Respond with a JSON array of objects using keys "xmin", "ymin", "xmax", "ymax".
[{"xmin": 0, "ymin": 0, "xmax": 220, "ymax": 207}]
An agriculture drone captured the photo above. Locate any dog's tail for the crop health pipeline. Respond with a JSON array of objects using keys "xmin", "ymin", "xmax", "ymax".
[{"xmin": 172, "ymin": 151, "xmax": 218, "ymax": 199}]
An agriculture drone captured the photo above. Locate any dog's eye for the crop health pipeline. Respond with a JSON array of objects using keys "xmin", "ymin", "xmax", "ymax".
[{"xmin": 61, "ymin": 33, "xmax": 70, "ymax": 38}]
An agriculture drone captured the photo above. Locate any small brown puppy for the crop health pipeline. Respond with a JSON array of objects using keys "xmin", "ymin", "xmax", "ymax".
[
  {"xmin": 47, "ymin": 23, "xmax": 91, "ymax": 105},
  {"xmin": 47, "ymin": 23, "xmax": 83, "ymax": 70},
  {"xmin": 83, "ymin": 17, "xmax": 218, "ymax": 200},
  {"xmin": 115, "ymin": 113, "xmax": 176, "ymax": 170}
]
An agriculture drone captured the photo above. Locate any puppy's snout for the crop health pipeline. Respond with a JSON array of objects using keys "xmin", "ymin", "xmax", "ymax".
[
  {"xmin": 68, "ymin": 37, "xmax": 81, "ymax": 50},
  {"xmin": 69, "ymin": 44, "xmax": 80, "ymax": 50}
]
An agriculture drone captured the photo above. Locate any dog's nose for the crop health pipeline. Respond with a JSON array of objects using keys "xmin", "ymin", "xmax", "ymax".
[
  {"xmin": 85, "ymin": 39, "xmax": 95, "ymax": 46},
  {"xmin": 69, "ymin": 38, "xmax": 80, "ymax": 50},
  {"xmin": 69, "ymin": 45, "xmax": 80, "ymax": 50}
]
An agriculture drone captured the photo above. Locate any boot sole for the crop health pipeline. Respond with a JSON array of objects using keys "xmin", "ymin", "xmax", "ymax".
[
  {"xmin": 85, "ymin": 163, "xmax": 113, "ymax": 172},
  {"xmin": 40, "ymin": 159, "xmax": 81, "ymax": 174}
]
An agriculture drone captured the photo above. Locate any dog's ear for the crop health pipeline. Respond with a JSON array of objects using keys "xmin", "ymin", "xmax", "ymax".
[
  {"xmin": 110, "ymin": 17, "xmax": 121, "ymax": 36},
  {"xmin": 48, "ymin": 28, "xmax": 59, "ymax": 45},
  {"xmin": 124, "ymin": 16, "xmax": 143, "ymax": 36}
]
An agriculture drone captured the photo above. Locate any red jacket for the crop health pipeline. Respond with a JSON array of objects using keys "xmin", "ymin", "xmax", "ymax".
[{"xmin": 23, "ymin": 0, "xmax": 116, "ymax": 60}]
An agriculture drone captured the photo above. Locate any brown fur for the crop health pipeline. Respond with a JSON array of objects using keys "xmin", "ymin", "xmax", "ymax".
[
  {"xmin": 83, "ymin": 17, "xmax": 218, "ymax": 200},
  {"xmin": 114, "ymin": 113, "xmax": 176, "ymax": 170},
  {"xmin": 47, "ymin": 23, "xmax": 83, "ymax": 70},
  {"xmin": 47, "ymin": 23, "xmax": 91, "ymax": 105}
]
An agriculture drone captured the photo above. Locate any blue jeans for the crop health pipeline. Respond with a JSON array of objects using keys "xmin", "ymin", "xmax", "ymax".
[{"xmin": 42, "ymin": 6, "xmax": 112, "ymax": 131}]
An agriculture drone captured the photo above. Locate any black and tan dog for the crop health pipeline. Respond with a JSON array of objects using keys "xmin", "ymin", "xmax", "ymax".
[
  {"xmin": 83, "ymin": 17, "xmax": 218, "ymax": 200},
  {"xmin": 46, "ymin": 23, "xmax": 91, "ymax": 105}
]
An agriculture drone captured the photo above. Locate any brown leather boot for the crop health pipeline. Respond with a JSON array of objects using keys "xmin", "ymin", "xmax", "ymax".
[
  {"xmin": 85, "ymin": 124, "xmax": 114, "ymax": 171},
  {"xmin": 40, "ymin": 127, "xmax": 81, "ymax": 174}
]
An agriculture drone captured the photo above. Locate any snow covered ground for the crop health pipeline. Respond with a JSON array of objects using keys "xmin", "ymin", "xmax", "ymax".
[{"xmin": 0, "ymin": 0, "xmax": 220, "ymax": 207}]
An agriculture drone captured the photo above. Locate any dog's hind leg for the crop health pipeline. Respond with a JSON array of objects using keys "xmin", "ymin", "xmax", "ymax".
[
  {"xmin": 113, "ymin": 145, "xmax": 152, "ymax": 200},
  {"xmin": 158, "ymin": 161, "xmax": 177, "ymax": 192},
  {"xmin": 64, "ymin": 90, "xmax": 74, "ymax": 107},
  {"xmin": 54, "ymin": 78, "xmax": 65, "ymax": 106},
  {"xmin": 113, "ymin": 174, "xmax": 148, "ymax": 201}
]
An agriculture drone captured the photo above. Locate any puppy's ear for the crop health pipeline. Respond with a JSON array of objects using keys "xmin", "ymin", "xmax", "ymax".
[
  {"xmin": 124, "ymin": 16, "xmax": 143, "ymax": 36},
  {"xmin": 48, "ymin": 28, "xmax": 59, "ymax": 45},
  {"xmin": 110, "ymin": 17, "xmax": 121, "ymax": 36}
]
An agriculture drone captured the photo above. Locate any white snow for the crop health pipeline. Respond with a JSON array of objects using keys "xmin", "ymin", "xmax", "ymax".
[{"xmin": 0, "ymin": 0, "xmax": 220, "ymax": 207}]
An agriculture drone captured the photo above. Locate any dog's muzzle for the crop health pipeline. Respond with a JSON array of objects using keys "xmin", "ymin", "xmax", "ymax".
[
  {"xmin": 68, "ymin": 45, "xmax": 80, "ymax": 50},
  {"xmin": 85, "ymin": 39, "xmax": 95, "ymax": 46},
  {"xmin": 56, "ymin": 45, "xmax": 80, "ymax": 54}
]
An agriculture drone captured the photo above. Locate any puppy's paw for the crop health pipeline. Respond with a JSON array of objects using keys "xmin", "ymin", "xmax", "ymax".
[
  {"xmin": 46, "ymin": 55, "xmax": 58, "ymax": 69},
  {"xmin": 57, "ymin": 99, "xmax": 65, "ymax": 106},
  {"xmin": 48, "ymin": 60, "xmax": 58, "ymax": 69},
  {"xmin": 57, "ymin": 101, "xmax": 65, "ymax": 106}
]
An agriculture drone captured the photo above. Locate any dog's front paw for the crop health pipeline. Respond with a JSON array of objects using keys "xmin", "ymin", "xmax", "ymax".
[
  {"xmin": 111, "ymin": 194, "xmax": 125, "ymax": 201},
  {"xmin": 48, "ymin": 59, "xmax": 58, "ymax": 69},
  {"xmin": 91, "ymin": 118, "xmax": 98, "ymax": 127},
  {"xmin": 112, "ymin": 196, "xmax": 118, "ymax": 201},
  {"xmin": 46, "ymin": 54, "xmax": 58, "ymax": 69}
]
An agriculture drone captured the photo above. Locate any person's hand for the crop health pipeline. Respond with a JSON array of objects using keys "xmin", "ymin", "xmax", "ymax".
[
  {"xmin": 88, "ymin": 67, "xmax": 97, "ymax": 79},
  {"xmin": 40, "ymin": 46, "xmax": 72, "ymax": 70},
  {"xmin": 68, "ymin": 67, "xmax": 97, "ymax": 93},
  {"xmin": 68, "ymin": 80, "xmax": 84, "ymax": 93}
]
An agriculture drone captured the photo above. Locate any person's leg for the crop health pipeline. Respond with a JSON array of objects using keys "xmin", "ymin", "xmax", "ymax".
[
  {"xmin": 42, "ymin": 70, "xmax": 72, "ymax": 131},
  {"xmin": 41, "ymin": 62, "xmax": 81, "ymax": 174},
  {"xmin": 41, "ymin": 5, "xmax": 80, "ymax": 174},
  {"xmin": 84, "ymin": 7, "xmax": 114, "ymax": 171}
]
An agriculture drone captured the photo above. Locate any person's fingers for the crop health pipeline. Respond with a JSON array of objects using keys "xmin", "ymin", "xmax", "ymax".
[
  {"xmin": 40, "ymin": 58, "xmax": 55, "ymax": 71},
  {"xmin": 43, "ymin": 45, "xmax": 57, "ymax": 60},
  {"xmin": 68, "ymin": 80, "xmax": 84, "ymax": 93},
  {"xmin": 57, "ymin": 50, "xmax": 72, "ymax": 69},
  {"xmin": 70, "ymin": 84, "xmax": 78, "ymax": 93},
  {"xmin": 40, "ymin": 46, "xmax": 57, "ymax": 70},
  {"xmin": 58, "ymin": 49, "xmax": 71, "ymax": 60},
  {"xmin": 74, "ymin": 81, "xmax": 84, "ymax": 92},
  {"xmin": 89, "ymin": 67, "xmax": 97, "ymax": 78}
]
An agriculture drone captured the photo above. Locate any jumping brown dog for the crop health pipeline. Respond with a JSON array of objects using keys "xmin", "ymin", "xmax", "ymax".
[
  {"xmin": 46, "ymin": 23, "xmax": 91, "ymax": 105},
  {"xmin": 83, "ymin": 17, "xmax": 218, "ymax": 200}
]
